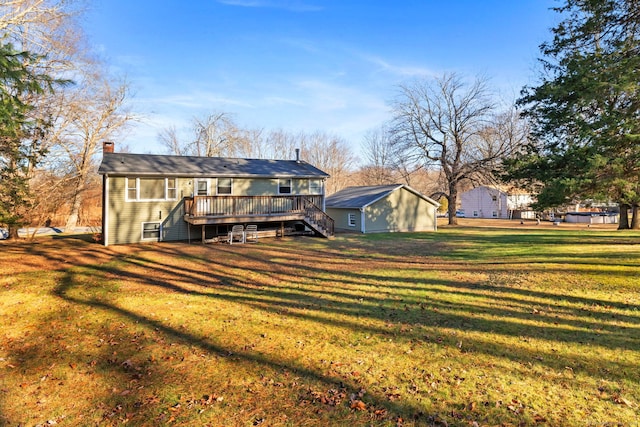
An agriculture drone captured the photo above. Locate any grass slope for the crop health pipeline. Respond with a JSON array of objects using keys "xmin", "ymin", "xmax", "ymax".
[{"xmin": 1, "ymin": 226, "xmax": 639, "ymax": 426}]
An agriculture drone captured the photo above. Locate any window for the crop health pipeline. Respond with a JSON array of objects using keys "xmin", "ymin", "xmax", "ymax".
[
  {"xmin": 167, "ymin": 178, "xmax": 177, "ymax": 199},
  {"xmin": 309, "ymin": 179, "xmax": 322, "ymax": 194},
  {"xmin": 196, "ymin": 180, "xmax": 208, "ymax": 196},
  {"xmin": 126, "ymin": 178, "xmax": 178, "ymax": 201},
  {"xmin": 142, "ymin": 222, "xmax": 160, "ymax": 240},
  {"xmin": 217, "ymin": 178, "xmax": 232, "ymax": 195},
  {"xmin": 278, "ymin": 178, "xmax": 292, "ymax": 194},
  {"xmin": 348, "ymin": 213, "xmax": 356, "ymax": 227},
  {"xmin": 491, "ymin": 195, "xmax": 497, "ymax": 202},
  {"xmin": 127, "ymin": 178, "xmax": 137, "ymax": 200},
  {"xmin": 473, "ymin": 211, "xmax": 479, "ymax": 217},
  {"xmin": 492, "ymin": 211, "xmax": 498, "ymax": 218}
]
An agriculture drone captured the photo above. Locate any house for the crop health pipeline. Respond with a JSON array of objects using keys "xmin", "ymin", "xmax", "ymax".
[
  {"xmin": 98, "ymin": 143, "xmax": 333, "ymax": 245},
  {"xmin": 460, "ymin": 185, "xmax": 534, "ymax": 219},
  {"xmin": 325, "ymin": 184, "xmax": 439, "ymax": 233}
]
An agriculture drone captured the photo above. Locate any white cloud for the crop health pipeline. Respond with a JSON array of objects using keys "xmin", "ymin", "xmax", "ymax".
[{"xmin": 358, "ymin": 53, "xmax": 437, "ymax": 78}]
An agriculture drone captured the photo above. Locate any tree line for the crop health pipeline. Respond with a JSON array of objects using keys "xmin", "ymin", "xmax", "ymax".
[{"xmin": 1, "ymin": 0, "xmax": 638, "ymax": 239}]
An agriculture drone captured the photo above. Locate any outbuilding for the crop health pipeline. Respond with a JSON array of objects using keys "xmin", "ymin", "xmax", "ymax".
[{"xmin": 326, "ymin": 184, "xmax": 439, "ymax": 234}]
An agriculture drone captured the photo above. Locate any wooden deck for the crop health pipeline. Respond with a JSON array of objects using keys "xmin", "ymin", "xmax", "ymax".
[{"xmin": 183, "ymin": 195, "xmax": 334, "ymax": 238}]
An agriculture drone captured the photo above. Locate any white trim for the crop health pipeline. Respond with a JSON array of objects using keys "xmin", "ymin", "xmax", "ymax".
[
  {"xmin": 217, "ymin": 177, "xmax": 233, "ymax": 195},
  {"xmin": 278, "ymin": 178, "xmax": 292, "ymax": 194},
  {"xmin": 126, "ymin": 177, "xmax": 179, "ymax": 202},
  {"xmin": 103, "ymin": 175, "xmax": 109, "ymax": 246},
  {"xmin": 141, "ymin": 221, "xmax": 161, "ymax": 241},
  {"xmin": 195, "ymin": 178, "xmax": 209, "ymax": 196},
  {"xmin": 309, "ymin": 178, "xmax": 322, "ymax": 195},
  {"xmin": 360, "ymin": 208, "xmax": 366, "ymax": 233},
  {"xmin": 348, "ymin": 213, "xmax": 356, "ymax": 227}
]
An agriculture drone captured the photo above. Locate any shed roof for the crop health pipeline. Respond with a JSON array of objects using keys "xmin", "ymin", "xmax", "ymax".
[
  {"xmin": 98, "ymin": 152, "xmax": 329, "ymax": 178},
  {"xmin": 326, "ymin": 184, "xmax": 439, "ymax": 209}
]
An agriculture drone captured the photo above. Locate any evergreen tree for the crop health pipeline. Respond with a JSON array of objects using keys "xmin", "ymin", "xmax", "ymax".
[
  {"xmin": 0, "ymin": 43, "xmax": 55, "ymax": 238},
  {"xmin": 504, "ymin": 0, "xmax": 640, "ymax": 228}
]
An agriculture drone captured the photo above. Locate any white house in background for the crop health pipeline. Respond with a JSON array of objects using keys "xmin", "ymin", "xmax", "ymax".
[{"xmin": 460, "ymin": 185, "xmax": 534, "ymax": 219}]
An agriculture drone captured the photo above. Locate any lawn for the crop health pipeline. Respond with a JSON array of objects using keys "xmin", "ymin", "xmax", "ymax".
[{"xmin": 1, "ymin": 225, "xmax": 639, "ymax": 426}]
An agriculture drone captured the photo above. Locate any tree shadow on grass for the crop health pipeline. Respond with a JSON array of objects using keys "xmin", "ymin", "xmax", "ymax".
[{"xmin": 2, "ymin": 234, "xmax": 639, "ymax": 426}]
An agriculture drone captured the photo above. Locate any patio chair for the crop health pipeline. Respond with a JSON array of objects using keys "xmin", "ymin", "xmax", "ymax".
[
  {"xmin": 228, "ymin": 225, "xmax": 245, "ymax": 244},
  {"xmin": 244, "ymin": 224, "xmax": 258, "ymax": 243}
]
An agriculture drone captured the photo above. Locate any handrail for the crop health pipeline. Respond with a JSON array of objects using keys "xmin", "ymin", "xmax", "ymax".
[
  {"xmin": 302, "ymin": 198, "xmax": 335, "ymax": 237},
  {"xmin": 184, "ymin": 195, "xmax": 324, "ymax": 217}
]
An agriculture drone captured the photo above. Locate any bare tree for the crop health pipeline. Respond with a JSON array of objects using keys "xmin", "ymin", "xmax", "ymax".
[
  {"xmin": 391, "ymin": 73, "xmax": 518, "ymax": 224},
  {"xmin": 360, "ymin": 126, "xmax": 396, "ymax": 185},
  {"xmin": 158, "ymin": 125, "xmax": 184, "ymax": 156},
  {"xmin": 159, "ymin": 112, "xmax": 257, "ymax": 158},
  {"xmin": 263, "ymin": 128, "xmax": 299, "ymax": 159},
  {"xmin": 192, "ymin": 112, "xmax": 239, "ymax": 157},
  {"xmin": 50, "ymin": 65, "xmax": 133, "ymax": 231},
  {"xmin": 299, "ymin": 131, "xmax": 355, "ymax": 195}
]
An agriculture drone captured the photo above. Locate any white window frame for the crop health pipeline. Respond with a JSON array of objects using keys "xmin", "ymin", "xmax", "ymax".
[
  {"xmin": 492, "ymin": 211, "xmax": 498, "ymax": 218},
  {"xmin": 126, "ymin": 177, "xmax": 178, "ymax": 202},
  {"xmin": 141, "ymin": 222, "xmax": 161, "ymax": 241},
  {"xmin": 309, "ymin": 179, "xmax": 322, "ymax": 195},
  {"xmin": 195, "ymin": 179, "xmax": 209, "ymax": 196},
  {"xmin": 217, "ymin": 178, "xmax": 233, "ymax": 195},
  {"xmin": 126, "ymin": 177, "xmax": 137, "ymax": 200},
  {"xmin": 473, "ymin": 210, "xmax": 479, "ymax": 217},
  {"xmin": 167, "ymin": 178, "xmax": 177, "ymax": 199},
  {"xmin": 348, "ymin": 213, "xmax": 356, "ymax": 227},
  {"xmin": 278, "ymin": 178, "xmax": 292, "ymax": 194}
]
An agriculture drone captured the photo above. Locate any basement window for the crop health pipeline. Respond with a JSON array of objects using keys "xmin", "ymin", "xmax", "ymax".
[{"xmin": 142, "ymin": 222, "xmax": 160, "ymax": 241}]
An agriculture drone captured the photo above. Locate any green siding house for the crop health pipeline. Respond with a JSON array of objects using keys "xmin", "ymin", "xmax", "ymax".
[
  {"xmin": 326, "ymin": 185, "xmax": 439, "ymax": 234},
  {"xmin": 98, "ymin": 144, "xmax": 333, "ymax": 245}
]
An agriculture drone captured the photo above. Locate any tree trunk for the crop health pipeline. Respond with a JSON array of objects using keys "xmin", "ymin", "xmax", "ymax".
[
  {"xmin": 7, "ymin": 225, "xmax": 20, "ymax": 240},
  {"xmin": 65, "ymin": 177, "xmax": 85, "ymax": 231},
  {"xmin": 631, "ymin": 204, "xmax": 640, "ymax": 230},
  {"xmin": 618, "ymin": 204, "xmax": 630, "ymax": 229},
  {"xmin": 447, "ymin": 185, "xmax": 458, "ymax": 226}
]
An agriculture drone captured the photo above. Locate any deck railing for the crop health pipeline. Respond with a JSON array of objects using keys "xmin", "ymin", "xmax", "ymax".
[
  {"xmin": 184, "ymin": 195, "xmax": 324, "ymax": 217},
  {"xmin": 304, "ymin": 199, "xmax": 335, "ymax": 237}
]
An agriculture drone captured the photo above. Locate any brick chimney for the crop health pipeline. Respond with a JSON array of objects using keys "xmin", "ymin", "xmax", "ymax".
[{"xmin": 103, "ymin": 141, "xmax": 114, "ymax": 153}]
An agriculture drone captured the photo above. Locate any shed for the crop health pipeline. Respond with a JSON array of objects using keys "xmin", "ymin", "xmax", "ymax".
[{"xmin": 326, "ymin": 184, "xmax": 439, "ymax": 233}]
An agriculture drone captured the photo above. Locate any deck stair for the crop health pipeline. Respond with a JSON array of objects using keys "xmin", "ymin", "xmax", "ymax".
[{"xmin": 302, "ymin": 198, "xmax": 334, "ymax": 238}]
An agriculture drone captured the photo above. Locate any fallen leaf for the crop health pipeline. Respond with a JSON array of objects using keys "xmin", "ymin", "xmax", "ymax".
[
  {"xmin": 350, "ymin": 400, "xmax": 367, "ymax": 411},
  {"xmin": 613, "ymin": 395, "xmax": 635, "ymax": 407}
]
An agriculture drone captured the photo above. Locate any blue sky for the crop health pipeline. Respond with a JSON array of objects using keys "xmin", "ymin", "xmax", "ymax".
[{"xmin": 84, "ymin": 0, "xmax": 559, "ymax": 158}]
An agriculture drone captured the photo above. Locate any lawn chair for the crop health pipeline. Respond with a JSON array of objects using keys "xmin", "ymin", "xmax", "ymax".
[
  {"xmin": 244, "ymin": 224, "xmax": 258, "ymax": 243},
  {"xmin": 228, "ymin": 225, "xmax": 245, "ymax": 244}
]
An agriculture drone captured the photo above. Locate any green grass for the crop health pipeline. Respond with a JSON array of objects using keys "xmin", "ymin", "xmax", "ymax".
[{"xmin": 1, "ymin": 227, "xmax": 639, "ymax": 426}]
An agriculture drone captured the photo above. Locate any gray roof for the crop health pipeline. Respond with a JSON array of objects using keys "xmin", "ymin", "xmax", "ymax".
[
  {"xmin": 98, "ymin": 153, "xmax": 329, "ymax": 178},
  {"xmin": 326, "ymin": 184, "xmax": 439, "ymax": 209}
]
